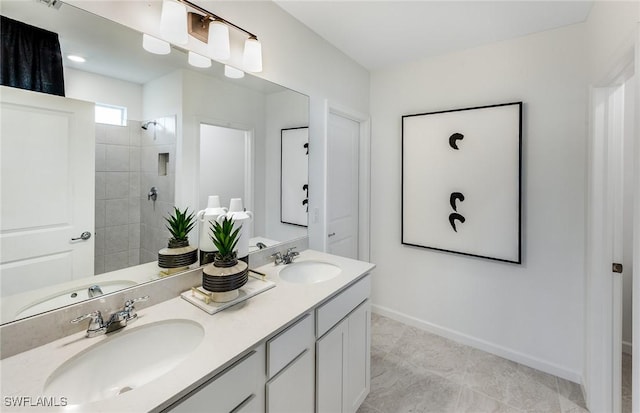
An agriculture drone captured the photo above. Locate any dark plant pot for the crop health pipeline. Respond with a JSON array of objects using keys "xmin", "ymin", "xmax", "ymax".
[
  {"xmin": 158, "ymin": 240, "xmax": 198, "ymax": 269},
  {"xmin": 168, "ymin": 239, "xmax": 189, "ymax": 248},
  {"xmin": 202, "ymin": 254, "xmax": 248, "ymax": 302}
]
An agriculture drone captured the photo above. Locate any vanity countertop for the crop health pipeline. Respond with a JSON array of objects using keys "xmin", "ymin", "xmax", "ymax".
[{"xmin": 0, "ymin": 249, "xmax": 375, "ymax": 412}]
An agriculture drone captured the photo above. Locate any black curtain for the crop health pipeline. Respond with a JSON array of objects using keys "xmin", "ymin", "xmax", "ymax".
[{"xmin": 0, "ymin": 16, "xmax": 65, "ymax": 96}]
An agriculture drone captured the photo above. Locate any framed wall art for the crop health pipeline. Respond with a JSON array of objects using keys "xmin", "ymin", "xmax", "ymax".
[
  {"xmin": 401, "ymin": 102, "xmax": 522, "ymax": 264},
  {"xmin": 281, "ymin": 127, "xmax": 309, "ymax": 227}
]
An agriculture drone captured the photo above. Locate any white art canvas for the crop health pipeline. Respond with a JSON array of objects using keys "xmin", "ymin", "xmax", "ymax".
[
  {"xmin": 402, "ymin": 102, "xmax": 522, "ymax": 263},
  {"xmin": 281, "ymin": 127, "xmax": 309, "ymax": 227}
]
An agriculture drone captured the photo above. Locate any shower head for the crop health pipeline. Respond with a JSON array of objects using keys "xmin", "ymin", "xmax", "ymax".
[{"xmin": 141, "ymin": 121, "xmax": 157, "ymax": 130}]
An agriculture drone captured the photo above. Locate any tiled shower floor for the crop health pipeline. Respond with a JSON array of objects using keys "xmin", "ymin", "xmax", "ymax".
[{"xmin": 358, "ymin": 313, "xmax": 592, "ymax": 413}]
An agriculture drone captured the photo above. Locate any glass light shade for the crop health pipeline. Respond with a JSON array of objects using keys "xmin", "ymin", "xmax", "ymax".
[
  {"xmin": 209, "ymin": 20, "xmax": 230, "ymax": 60},
  {"xmin": 188, "ymin": 51, "xmax": 212, "ymax": 68},
  {"xmin": 67, "ymin": 55, "xmax": 86, "ymax": 63},
  {"xmin": 160, "ymin": 0, "xmax": 188, "ymax": 45},
  {"xmin": 243, "ymin": 37, "xmax": 262, "ymax": 73},
  {"xmin": 224, "ymin": 65, "xmax": 245, "ymax": 79},
  {"xmin": 142, "ymin": 34, "xmax": 171, "ymax": 55}
]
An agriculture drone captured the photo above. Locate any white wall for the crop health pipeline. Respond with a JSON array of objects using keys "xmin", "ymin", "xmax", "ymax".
[
  {"xmin": 370, "ymin": 24, "xmax": 588, "ymax": 381},
  {"xmin": 265, "ymin": 89, "xmax": 310, "ymax": 243},
  {"xmin": 66, "ymin": 0, "xmax": 370, "ymax": 251},
  {"xmin": 65, "ymin": 67, "xmax": 143, "ymax": 121}
]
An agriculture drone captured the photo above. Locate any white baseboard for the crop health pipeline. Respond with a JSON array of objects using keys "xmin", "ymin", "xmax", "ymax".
[
  {"xmin": 371, "ymin": 304, "xmax": 583, "ymax": 384},
  {"xmin": 622, "ymin": 340, "xmax": 633, "ymax": 355}
]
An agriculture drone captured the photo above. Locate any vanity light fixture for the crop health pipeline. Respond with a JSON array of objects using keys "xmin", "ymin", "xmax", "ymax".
[
  {"xmin": 160, "ymin": 0, "xmax": 188, "ymax": 45},
  {"xmin": 142, "ymin": 34, "xmax": 171, "ymax": 55},
  {"xmin": 208, "ymin": 20, "xmax": 230, "ymax": 61},
  {"xmin": 178, "ymin": 0, "xmax": 263, "ymax": 72},
  {"xmin": 188, "ymin": 51, "xmax": 212, "ymax": 68},
  {"xmin": 243, "ymin": 36, "xmax": 262, "ymax": 73},
  {"xmin": 224, "ymin": 65, "xmax": 245, "ymax": 79}
]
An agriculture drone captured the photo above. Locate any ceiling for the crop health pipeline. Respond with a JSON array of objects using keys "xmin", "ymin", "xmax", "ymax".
[{"xmin": 274, "ymin": 1, "xmax": 594, "ymax": 70}]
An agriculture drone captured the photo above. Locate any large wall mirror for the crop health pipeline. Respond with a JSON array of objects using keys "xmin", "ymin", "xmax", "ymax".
[{"xmin": 0, "ymin": 1, "xmax": 309, "ymax": 324}]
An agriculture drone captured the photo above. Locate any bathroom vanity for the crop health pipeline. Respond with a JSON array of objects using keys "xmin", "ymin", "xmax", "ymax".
[{"xmin": 0, "ymin": 250, "xmax": 374, "ymax": 413}]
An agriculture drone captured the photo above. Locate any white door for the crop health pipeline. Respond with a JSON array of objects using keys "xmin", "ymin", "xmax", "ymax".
[
  {"xmin": 327, "ymin": 112, "xmax": 359, "ymax": 259},
  {"xmin": 585, "ymin": 83, "xmax": 626, "ymax": 412},
  {"xmin": 0, "ymin": 86, "xmax": 95, "ymax": 297}
]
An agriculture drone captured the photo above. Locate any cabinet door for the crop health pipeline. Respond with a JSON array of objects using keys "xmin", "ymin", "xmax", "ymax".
[
  {"xmin": 316, "ymin": 321, "xmax": 346, "ymax": 413},
  {"xmin": 344, "ymin": 301, "xmax": 370, "ymax": 413},
  {"xmin": 168, "ymin": 350, "xmax": 261, "ymax": 413},
  {"xmin": 266, "ymin": 349, "xmax": 314, "ymax": 413}
]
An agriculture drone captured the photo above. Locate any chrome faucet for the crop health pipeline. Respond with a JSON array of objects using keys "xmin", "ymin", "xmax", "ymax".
[
  {"xmin": 271, "ymin": 247, "xmax": 299, "ymax": 265},
  {"xmin": 71, "ymin": 296, "xmax": 149, "ymax": 337},
  {"xmin": 88, "ymin": 284, "xmax": 103, "ymax": 298}
]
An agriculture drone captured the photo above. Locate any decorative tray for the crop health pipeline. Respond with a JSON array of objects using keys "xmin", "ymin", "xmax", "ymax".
[{"xmin": 180, "ymin": 275, "xmax": 275, "ymax": 315}]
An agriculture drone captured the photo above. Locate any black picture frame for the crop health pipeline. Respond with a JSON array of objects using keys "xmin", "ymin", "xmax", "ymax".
[
  {"xmin": 281, "ymin": 127, "xmax": 309, "ymax": 227},
  {"xmin": 401, "ymin": 102, "xmax": 522, "ymax": 264}
]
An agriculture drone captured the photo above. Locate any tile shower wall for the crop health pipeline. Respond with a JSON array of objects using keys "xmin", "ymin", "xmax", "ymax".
[
  {"xmin": 94, "ymin": 116, "xmax": 177, "ymax": 274},
  {"xmin": 139, "ymin": 116, "xmax": 177, "ymax": 264},
  {"xmin": 95, "ymin": 120, "xmax": 143, "ymax": 274}
]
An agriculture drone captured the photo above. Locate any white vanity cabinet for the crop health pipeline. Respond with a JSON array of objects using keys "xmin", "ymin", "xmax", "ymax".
[
  {"xmin": 166, "ymin": 346, "xmax": 265, "ymax": 413},
  {"xmin": 316, "ymin": 275, "xmax": 371, "ymax": 413},
  {"xmin": 265, "ymin": 313, "xmax": 315, "ymax": 413}
]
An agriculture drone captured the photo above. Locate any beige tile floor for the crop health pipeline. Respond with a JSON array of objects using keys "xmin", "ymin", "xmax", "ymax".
[{"xmin": 359, "ymin": 313, "xmax": 597, "ymax": 413}]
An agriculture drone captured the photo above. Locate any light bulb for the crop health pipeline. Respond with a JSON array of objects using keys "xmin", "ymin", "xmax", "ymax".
[
  {"xmin": 160, "ymin": 0, "xmax": 188, "ymax": 45},
  {"xmin": 188, "ymin": 51, "xmax": 212, "ymax": 68},
  {"xmin": 243, "ymin": 37, "xmax": 262, "ymax": 73},
  {"xmin": 142, "ymin": 34, "xmax": 171, "ymax": 55},
  {"xmin": 209, "ymin": 20, "xmax": 230, "ymax": 60},
  {"xmin": 224, "ymin": 65, "xmax": 245, "ymax": 79}
]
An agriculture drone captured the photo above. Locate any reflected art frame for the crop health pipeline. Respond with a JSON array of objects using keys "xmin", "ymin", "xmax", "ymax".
[
  {"xmin": 401, "ymin": 102, "xmax": 522, "ymax": 264},
  {"xmin": 281, "ymin": 127, "xmax": 309, "ymax": 227}
]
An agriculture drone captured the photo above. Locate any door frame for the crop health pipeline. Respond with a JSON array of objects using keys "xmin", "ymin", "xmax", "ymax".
[
  {"xmin": 323, "ymin": 101, "xmax": 371, "ymax": 261},
  {"xmin": 195, "ymin": 118, "xmax": 254, "ymax": 226},
  {"xmin": 584, "ymin": 29, "xmax": 639, "ymax": 413}
]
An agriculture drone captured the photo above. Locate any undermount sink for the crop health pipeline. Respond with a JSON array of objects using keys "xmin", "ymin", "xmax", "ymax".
[
  {"xmin": 16, "ymin": 280, "xmax": 137, "ymax": 319},
  {"xmin": 44, "ymin": 319, "xmax": 204, "ymax": 405},
  {"xmin": 278, "ymin": 261, "xmax": 341, "ymax": 284}
]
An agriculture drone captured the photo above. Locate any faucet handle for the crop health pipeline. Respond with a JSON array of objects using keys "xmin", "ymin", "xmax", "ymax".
[
  {"xmin": 71, "ymin": 311, "xmax": 104, "ymax": 336},
  {"xmin": 271, "ymin": 252, "xmax": 283, "ymax": 265},
  {"xmin": 123, "ymin": 296, "xmax": 149, "ymax": 321},
  {"xmin": 124, "ymin": 295, "xmax": 149, "ymax": 308},
  {"xmin": 71, "ymin": 310, "xmax": 102, "ymax": 324}
]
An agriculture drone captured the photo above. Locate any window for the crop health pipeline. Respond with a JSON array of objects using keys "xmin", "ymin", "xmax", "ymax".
[{"xmin": 95, "ymin": 103, "xmax": 127, "ymax": 126}]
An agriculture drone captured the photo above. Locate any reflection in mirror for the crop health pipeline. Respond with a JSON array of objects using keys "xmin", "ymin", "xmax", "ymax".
[{"xmin": 0, "ymin": 0, "xmax": 309, "ymax": 324}]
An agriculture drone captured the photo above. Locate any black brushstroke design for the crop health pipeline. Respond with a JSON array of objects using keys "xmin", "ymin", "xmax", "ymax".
[
  {"xmin": 303, "ymin": 142, "xmax": 309, "ymax": 155},
  {"xmin": 449, "ymin": 192, "xmax": 465, "ymax": 211},
  {"xmin": 449, "ymin": 213, "xmax": 466, "ymax": 232},
  {"xmin": 449, "ymin": 133, "xmax": 464, "ymax": 150}
]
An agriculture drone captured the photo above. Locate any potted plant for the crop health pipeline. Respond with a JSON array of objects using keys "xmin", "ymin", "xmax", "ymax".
[
  {"xmin": 201, "ymin": 216, "xmax": 248, "ymax": 302},
  {"xmin": 158, "ymin": 207, "xmax": 198, "ymax": 272}
]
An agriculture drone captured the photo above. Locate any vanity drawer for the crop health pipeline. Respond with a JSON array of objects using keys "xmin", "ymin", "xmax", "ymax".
[
  {"xmin": 266, "ymin": 313, "xmax": 313, "ymax": 378},
  {"xmin": 169, "ymin": 349, "xmax": 260, "ymax": 413},
  {"xmin": 316, "ymin": 274, "xmax": 371, "ymax": 338}
]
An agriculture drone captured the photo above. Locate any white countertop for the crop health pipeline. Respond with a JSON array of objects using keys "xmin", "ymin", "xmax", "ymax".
[{"xmin": 0, "ymin": 250, "xmax": 375, "ymax": 412}]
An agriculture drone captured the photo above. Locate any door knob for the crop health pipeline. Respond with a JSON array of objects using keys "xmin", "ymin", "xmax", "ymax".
[
  {"xmin": 71, "ymin": 231, "xmax": 92, "ymax": 241},
  {"xmin": 328, "ymin": 232, "xmax": 336, "ymax": 238}
]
